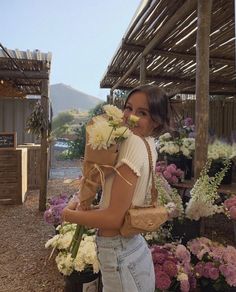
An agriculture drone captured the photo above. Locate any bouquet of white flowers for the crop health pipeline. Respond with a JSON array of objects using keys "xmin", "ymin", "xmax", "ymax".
[{"xmin": 45, "ymin": 224, "xmax": 99, "ymax": 276}]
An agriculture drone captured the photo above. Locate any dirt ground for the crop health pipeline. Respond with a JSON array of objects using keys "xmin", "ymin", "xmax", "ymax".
[{"xmin": 0, "ymin": 178, "xmax": 79, "ymax": 292}]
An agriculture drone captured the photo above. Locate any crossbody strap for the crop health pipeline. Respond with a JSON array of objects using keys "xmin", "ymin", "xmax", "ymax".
[{"xmin": 140, "ymin": 137, "xmax": 158, "ymax": 206}]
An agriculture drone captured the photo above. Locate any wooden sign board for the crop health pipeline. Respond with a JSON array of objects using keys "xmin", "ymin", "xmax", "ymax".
[{"xmin": 0, "ymin": 132, "xmax": 17, "ymax": 149}]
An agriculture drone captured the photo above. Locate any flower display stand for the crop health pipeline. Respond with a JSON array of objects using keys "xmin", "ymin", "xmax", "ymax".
[{"xmin": 64, "ymin": 271, "xmax": 101, "ymax": 292}]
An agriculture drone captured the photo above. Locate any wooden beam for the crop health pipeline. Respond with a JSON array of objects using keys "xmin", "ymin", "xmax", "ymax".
[
  {"xmin": 111, "ymin": 0, "xmax": 198, "ymax": 91},
  {"xmin": 194, "ymin": 0, "xmax": 213, "ymax": 179},
  {"xmin": 39, "ymin": 77, "xmax": 49, "ymax": 211},
  {"xmin": 140, "ymin": 57, "xmax": 146, "ymax": 85},
  {"xmin": 0, "ymin": 70, "xmax": 49, "ymax": 79},
  {"xmin": 122, "ymin": 43, "xmax": 235, "ymax": 66},
  {"xmin": 107, "ymin": 72, "xmax": 235, "ymax": 89}
]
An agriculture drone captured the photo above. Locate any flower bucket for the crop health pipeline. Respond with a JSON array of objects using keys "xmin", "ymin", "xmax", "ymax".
[
  {"xmin": 208, "ymin": 160, "xmax": 233, "ymax": 185},
  {"xmin": 64, "ymin": 271, "xmax": 101, "ymax": 292},
  {"xmin": 166, "ymin": 154, "xmax": 192, "ymax": 180}
]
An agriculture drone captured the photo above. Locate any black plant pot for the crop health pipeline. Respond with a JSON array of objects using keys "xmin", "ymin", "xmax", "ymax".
[
  {"xmin": 64, "ymin": 271, "xmax": 101, "ymax": 292},
  {"xmin": 166, "ymin": 154, "xmax": 193, "ymax": 180},
  {"xmin": 171, "ymin": 218, "xmax": 201, "ymax": 245},
  {"xmin": 208, "ymin": 160, "xmax": 233, "ymax": 185}
]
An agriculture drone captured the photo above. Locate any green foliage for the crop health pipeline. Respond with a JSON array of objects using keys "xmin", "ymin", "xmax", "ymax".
[
  {"xmin": 52, "ymin": 111, "xmax": 75, "ymax": 131},
  {"xmin": 26, "ymin": 101, "xmax": 47, "ymax": 138},
  {"xmin": 88, "ymin": 102, "xmax": 107, "ymax": 118},
  {"xmin": 66, "ymin": 124, "xmax": 86, "ymax": 159}
]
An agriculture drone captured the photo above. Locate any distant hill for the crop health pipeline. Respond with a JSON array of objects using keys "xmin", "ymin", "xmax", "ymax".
[{"xmin": 50, "ymin": 83, "xmax": 103, "ymax": 116}]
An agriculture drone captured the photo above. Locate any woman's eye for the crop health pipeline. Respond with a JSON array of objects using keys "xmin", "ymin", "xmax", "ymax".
[
  {"xmin": 138, "ymin": 111, "xmax": 147, "ymax": 116},
  {"xmin": 124, "ymin": 106, "xmax": 132, "ymax": 112}
]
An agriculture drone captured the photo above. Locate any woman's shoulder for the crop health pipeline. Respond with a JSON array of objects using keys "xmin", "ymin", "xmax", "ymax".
[{"xmin": 121, "ymin": 133, "xmax": 146, "ymax": 151}]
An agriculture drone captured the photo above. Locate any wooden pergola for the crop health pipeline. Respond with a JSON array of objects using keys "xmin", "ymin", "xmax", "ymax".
[
  {"xmin": 100, "ymin": 0, "xmax": 236, "ymax": 178},
  {"xmin": 0, "ymin": 45, "xmax": 52, "ymax": 210}
]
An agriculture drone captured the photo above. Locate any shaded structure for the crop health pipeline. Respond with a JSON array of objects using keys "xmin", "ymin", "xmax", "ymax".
[
  {"xmin": 100, "ymin": 0, "xmax": 236, "ymax": 178},
  {"xmin": 0, "ymin": 45, "xmax": 52, "ymax": 210}
]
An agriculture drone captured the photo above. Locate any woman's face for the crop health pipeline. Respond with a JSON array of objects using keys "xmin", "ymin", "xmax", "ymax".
[{"xmin": 123, "ymin": 91, "xmax": 158, "ymax": 137}]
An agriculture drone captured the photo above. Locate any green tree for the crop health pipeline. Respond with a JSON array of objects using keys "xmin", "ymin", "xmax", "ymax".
[{"xmin": 52, "ymin": 111, "xmax": 75, "ymax": 130}]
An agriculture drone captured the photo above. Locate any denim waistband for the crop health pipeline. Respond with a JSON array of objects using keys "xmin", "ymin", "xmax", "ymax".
[{"xmin": 95, "ymin": 233, "xmax": 143, "ymax": 249}]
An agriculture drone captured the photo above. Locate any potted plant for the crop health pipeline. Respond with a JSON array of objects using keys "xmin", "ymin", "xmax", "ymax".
[{"xmin": 157, "ymin": 132, "xmax": 195, "ymax": 180}]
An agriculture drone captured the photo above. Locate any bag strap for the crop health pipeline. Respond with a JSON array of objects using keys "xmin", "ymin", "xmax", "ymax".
[{"xmin": 140, "ymin": 137, "xmax": 158, "ymax": 206}]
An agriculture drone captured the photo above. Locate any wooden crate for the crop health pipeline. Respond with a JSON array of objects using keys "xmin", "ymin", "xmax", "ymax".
[
  {"xmin": 18, "ymin": 144, "xmax": 41, "ymax": 190},
  {"xmin": 0, "ymin": 148, "xmax": 27, "ymax": 204}
]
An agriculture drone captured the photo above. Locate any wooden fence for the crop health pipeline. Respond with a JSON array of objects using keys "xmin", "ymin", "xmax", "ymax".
[
  {"xmin": 171, "ymin": 100, "xmax": 236, "ymax": 141},
  {"xmin": 110, "ymin": 97, "xmax": 236, "ymax": 141}
]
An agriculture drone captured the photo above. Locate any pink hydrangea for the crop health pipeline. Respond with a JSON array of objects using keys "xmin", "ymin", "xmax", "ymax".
[
  {"xmin": 180, "ymin": 279, "xmax": 190, "ymax": 292},
  {"xmin": 194, "ymin": 262, "xmax": 204, "ymax": 277},
  {"xmin": 175, "ymin": 244, "xmax": 191, "ymax": 264},
  {"xmin": 229, "ymin": 206, "xmax": 236, "ymax": 220},
  {"xmin": 155, "ymin": 271, "xmax": 172, "ymax": 290},
  {"xmin": 224, "ymin": 196, "xmax": 236, "ymax": 210},
  {"xmin": 163, "ymin": 260, "xmax": 178, "ymax": 277},
  {"xmin": 219, "ymin": 263, "xmax": 236, "ymax": 286}
]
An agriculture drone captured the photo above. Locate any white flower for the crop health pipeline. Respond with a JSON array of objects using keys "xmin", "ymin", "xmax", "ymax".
[
  {"xmin": 177, "ymin": 272, "xmax": 188, "ymax": 281},
  {"xmin": 208, "ymin": 140, "xmax": 235, "ymax": 160},
  {"xmin": 55, "ymin": 252, "xmax": 74, "ymax": 276},
  {"xmin": 103, "ymin": 104, "xmax": 123, "ymax": 123},
  {"xmin": 185, "ymin": 161, "xmax": 230, "ymax": 220},
  {"xmin": 45, "ymin": 234, "xmax": 60, "ymax": 248},
  {"xmin": 87, "ymin": 120, "xmax": 114, "ymax": 150}
]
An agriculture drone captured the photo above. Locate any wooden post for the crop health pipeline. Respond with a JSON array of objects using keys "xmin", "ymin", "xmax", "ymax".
[
  {"xmin": 39, "ymin": 76, "xmax": 49, "ymax": 211},
  {"xmin": 194, "ymin": 0, "xmax": 213, "ymax": 179},
  {"xmin": 140, "ymin": 57, "xmax": 146, "ymax": 85}
]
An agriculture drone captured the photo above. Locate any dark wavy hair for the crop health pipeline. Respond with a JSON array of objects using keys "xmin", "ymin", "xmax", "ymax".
[{"xmin": 124, "ymin": 84, "xmax": 171, "ymax": 137}]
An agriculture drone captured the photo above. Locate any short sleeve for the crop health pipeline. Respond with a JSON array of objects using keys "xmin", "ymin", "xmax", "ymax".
[{"xmin": 115, "ymin": 134, "xmax": 147, "ymax": 176}]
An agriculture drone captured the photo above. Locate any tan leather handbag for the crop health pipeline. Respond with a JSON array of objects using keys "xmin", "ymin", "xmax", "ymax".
[{"xmin": 120, "ymin": 138, "xmax": 168, "ymax": 237}]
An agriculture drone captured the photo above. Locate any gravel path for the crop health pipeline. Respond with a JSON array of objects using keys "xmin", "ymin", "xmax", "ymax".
[{"xmin": 0, "ymin": 178, "xmax": 79, "ymax": 292}]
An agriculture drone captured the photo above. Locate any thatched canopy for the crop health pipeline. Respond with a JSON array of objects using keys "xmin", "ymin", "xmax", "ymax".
[
  {"xmin": 0, "ymin": 45, "xmax": 52, "ymax": 98},
  {"xmin": 100, "ymin": 0, "xmax": 235, "ymax": 96}
]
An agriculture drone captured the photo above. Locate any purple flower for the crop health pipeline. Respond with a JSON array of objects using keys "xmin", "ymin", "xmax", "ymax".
[
  {"xmin": 155, "ymin": 271, "xmax": 171, "ymax": 290},
  {"xmin": 183, "ymin": 118, "xmax": 193, "ymax": 127},
  {"xmin": 219, "ymin": 263, "xmax": 236, "ymax": 286},
  {"xmin": 44, "ymin": 194, "xmax": 69, "ymax": 225}
]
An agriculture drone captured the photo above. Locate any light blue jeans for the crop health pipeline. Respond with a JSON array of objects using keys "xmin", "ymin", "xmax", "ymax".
[{"xmin": 96, "ymin": 234, "xmax": 155, "ymax": 292}]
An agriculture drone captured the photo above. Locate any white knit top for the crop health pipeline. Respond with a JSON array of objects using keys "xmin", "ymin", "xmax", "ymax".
[{"xmin": 99, "ymin": 133, "xmax": 157, "ymax": 209}]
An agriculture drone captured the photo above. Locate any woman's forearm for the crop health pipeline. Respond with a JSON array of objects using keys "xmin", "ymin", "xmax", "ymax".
[{"xmin": 62, "ymin": 207, "xmax": 124, "ymax": 229}]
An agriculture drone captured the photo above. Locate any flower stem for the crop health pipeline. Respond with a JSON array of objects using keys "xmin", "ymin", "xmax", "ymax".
[
  {"xmin": 70, "ymin": 225, "xmax": 85, "ymax": 259},
  {"xmin": 106, "ymin": 128, "xmax": 114, "ymax": 147}
]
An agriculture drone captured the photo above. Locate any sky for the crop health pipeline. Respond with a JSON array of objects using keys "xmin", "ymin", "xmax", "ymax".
[{"xmin": 1, "ymin": 0, "xmax": 141, "ymax": 100}]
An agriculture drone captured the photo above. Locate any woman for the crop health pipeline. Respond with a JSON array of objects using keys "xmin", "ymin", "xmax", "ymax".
[{"xmin": 62, "ymin": 84, "xmax": 170, "ymax": 292}]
